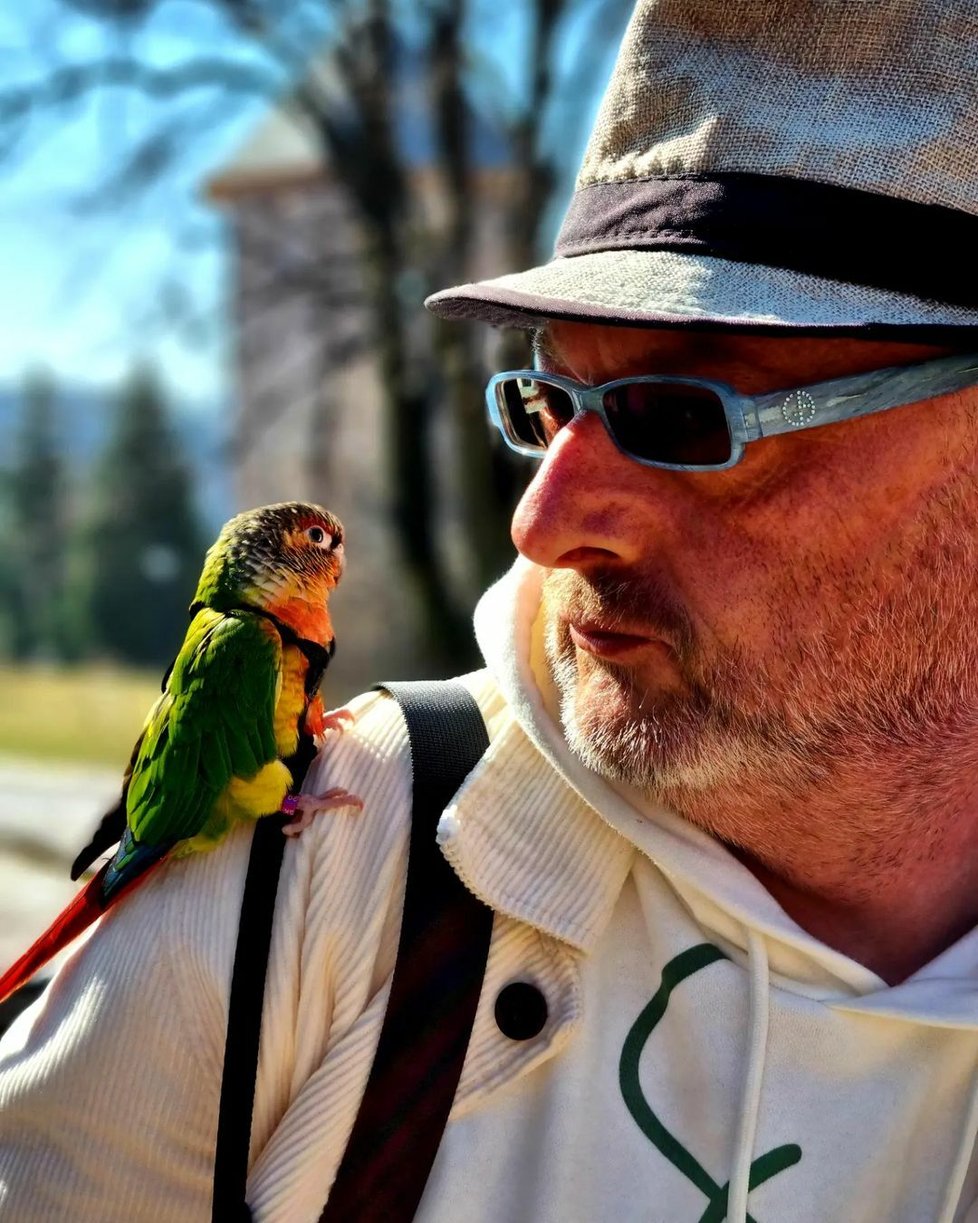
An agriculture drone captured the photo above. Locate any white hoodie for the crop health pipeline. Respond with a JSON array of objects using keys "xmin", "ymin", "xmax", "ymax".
[{"xmin": 2, "ymin": 559, "xmax": 978, "ymax": 1221}]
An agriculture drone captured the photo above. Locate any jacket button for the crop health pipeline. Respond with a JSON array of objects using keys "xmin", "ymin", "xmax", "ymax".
[{"xmin": 494, "ymin": 982, "xmax": 548, "ymax": 1040}]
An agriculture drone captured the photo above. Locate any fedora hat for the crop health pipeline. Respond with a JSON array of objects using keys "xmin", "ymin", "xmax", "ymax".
[{"xmin": 426, "ymin": 0, "xmax": 978, "ymax": 337}]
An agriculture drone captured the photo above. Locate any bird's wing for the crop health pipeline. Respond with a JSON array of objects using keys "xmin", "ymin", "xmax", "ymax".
[{"xmin": 125, "ymin": 608, "xmax": 283, "ymax": 847}]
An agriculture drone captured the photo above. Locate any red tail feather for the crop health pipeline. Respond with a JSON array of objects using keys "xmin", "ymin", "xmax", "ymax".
[{"xmin": 0, "ymin": 858, "xmax": 164, "ymax": 1006}]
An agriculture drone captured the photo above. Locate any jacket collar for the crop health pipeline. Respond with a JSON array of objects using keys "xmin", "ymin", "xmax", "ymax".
[{"xmin": 438, "ymin": 687, "xmax": 634, "ymax": 954}]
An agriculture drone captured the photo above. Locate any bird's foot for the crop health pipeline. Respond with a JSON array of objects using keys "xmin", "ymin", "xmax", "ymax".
[
  {"xmin": 280, "ymin": 787, "xmax": 363, "ymax": 837},
  {"xmin": 305, "ymin": 701, "xmax": 356, "ymax": 739},
  {"xmin": 321, "ymin": 706, "xmax": 356, "ymax": 734}
]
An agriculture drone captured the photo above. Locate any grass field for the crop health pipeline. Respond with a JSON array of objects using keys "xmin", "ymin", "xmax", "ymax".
[{"xmin": 0, "ymin": 664, "xmax": 163, "ymax": 767}]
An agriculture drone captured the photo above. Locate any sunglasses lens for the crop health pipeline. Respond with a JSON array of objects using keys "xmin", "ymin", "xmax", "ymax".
[
  {"xmin": 494, "ymin": 375, "xmax": 734, "ymax": 468},
  {"xmin": 497, "ymin": 377, "xmax": 576, "ymax": 450},
  {"xmin": 603, "ymin": 382, "xmax": 733, "ymax": 466}
]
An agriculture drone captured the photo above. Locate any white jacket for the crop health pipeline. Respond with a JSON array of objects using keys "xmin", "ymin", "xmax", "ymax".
[{"xmin": 4, "ymin": 559, "xmax": 978, "ymax": 1222}]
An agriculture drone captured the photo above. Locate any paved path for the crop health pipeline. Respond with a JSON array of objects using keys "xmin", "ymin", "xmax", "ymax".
[{"xmin": 0, "ymin": 756, "xmax": 120, "ymax": 972}]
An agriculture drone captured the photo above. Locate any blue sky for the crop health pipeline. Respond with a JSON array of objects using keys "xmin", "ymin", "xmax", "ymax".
[
  {"xmin": 0, "ymin": 1, "xmax": 282, "ymax": 404},
  {"xmin": 0, "ymin": 0, "xmax": 624, "ymax": 406}
]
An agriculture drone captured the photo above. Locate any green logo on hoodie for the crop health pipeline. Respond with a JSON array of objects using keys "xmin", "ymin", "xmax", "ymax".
[{"xmin": 619, "ymin": 944, "xmax": 802, "ymax": 1221}]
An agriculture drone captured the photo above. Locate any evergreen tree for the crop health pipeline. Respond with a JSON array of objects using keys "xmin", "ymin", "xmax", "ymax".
[
  {"xmin": 83, "ymin": 365, "xmax": 205, "ymax": 666},
  {"xmin": 0, "ymin": 471, "xmax": 19, "ymax": 658},
  {"xmin": 6, "ymin": 370, "xmax": 69, "ymax": 660}
]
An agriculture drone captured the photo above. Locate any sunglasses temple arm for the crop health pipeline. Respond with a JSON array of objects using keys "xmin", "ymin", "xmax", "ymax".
[
  {"xmin": 751, "ymin": 355, "xmax": 978, "ymax": 440},
  {"xmin": 750, "ymin": 377, "xmax": 914, "ymax": 440},
  {"xmin": 729, "ymin": 393, "xmax": 764, "ymax": 442}
]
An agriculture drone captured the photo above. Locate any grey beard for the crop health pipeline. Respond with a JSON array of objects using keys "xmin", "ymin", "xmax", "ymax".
[
  {"xmin": 544, "ymin": 615, "xmax": 788, "ymax": 798},
  {"xmin": 543, "ymin": 563, "xmax": 978, "ymax": 812}
]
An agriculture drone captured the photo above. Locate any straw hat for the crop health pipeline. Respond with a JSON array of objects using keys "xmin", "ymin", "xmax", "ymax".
[{"xmin": 426, "ymin": 0, "xmax": 978, "ymax": 337}]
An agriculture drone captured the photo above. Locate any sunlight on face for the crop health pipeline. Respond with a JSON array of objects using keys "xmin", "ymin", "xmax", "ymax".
[
  {"xmin": 522, "ymin": 324, "xmax": 978, "ymax": 842},
  {"xmin": 545, "ymin": 483, "xmax": 978, "ymax": 802}
]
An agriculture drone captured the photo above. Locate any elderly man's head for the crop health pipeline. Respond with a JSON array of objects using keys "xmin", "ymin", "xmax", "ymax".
[
  {"xmin": 426, "ymin": 0, "xmax": 978, "ymax": 882},
  {"xmin": 514, "ymin": 324, "xmax": 978, "ymax": 868},
  {"xmin": 426, "ymin": 0, "xmax": 978, "ymax": 967}
]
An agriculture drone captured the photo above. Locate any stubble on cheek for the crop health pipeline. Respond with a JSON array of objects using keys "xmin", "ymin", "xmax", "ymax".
[
  {"xmin": 540, "ymin": 474, "xmax": 978, "ymax": 842},
  {"xmin": 540, "ymin": 567, "xmax": 750, "ymax": 792},
  {"xmin": 539, "ymin": 559, "xmax": 876, "ymax": 804}
]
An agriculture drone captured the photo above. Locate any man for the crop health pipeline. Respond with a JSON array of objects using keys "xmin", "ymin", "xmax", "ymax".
[{"xmin": 5, "ymin": 0, "xmax": 978, "ymax": 1219}]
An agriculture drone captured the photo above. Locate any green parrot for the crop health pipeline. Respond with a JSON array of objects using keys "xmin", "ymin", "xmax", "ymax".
[{"xmin": 0, "ymin": 501, "xmax": 360, "ymax": 1005}]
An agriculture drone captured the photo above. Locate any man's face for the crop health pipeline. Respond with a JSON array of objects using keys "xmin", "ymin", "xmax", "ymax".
[{"xmin": 512, "ymin": 322, "xmax": 978, "ymax": 837}]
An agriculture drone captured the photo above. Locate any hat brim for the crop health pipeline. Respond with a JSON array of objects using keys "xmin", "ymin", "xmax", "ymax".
[{"xmin": 425, "ymin": 250, "xmax": 978, "ymax": 339}]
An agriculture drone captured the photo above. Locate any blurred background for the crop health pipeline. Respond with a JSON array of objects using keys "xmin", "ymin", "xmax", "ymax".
[{"xmin": 0, "ymin": 0, "xmax": 633, "ymax": 965}]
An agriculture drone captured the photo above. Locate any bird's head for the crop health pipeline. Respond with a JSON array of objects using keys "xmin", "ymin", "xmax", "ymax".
[{"xmin": 193, "ymin": 502, "xmax": 346, "ymax": 646}]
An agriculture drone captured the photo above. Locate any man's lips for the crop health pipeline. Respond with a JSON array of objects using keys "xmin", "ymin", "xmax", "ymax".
[{"xmin": 568, "ymin": 620, "xmax": 672, "ymax": 660}]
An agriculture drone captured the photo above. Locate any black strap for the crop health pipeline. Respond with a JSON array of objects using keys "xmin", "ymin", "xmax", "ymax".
[
  {"xmin": 212, "ymin": 813, "xmax": 287, "ymax": 1222},
  {"xmin": 320, "ymin": 680, "xmax": 493, "ymax": 1221},
  {"xmin": 212, "ymin": 681, "xmax": 491, "ymax": 1222},
  {"xmin": 212, "ymin": 735, "xmax": 317, "ymax": 1223}
]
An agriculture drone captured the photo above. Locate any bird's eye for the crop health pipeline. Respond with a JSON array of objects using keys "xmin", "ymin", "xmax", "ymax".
[{"xmin": 305, "ymin": 526, "xmax": 327, "ymax": 546}]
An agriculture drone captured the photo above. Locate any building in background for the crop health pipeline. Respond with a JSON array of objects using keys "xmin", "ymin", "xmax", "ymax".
[{"xmin": 205, "ymin": 48, "xmax": 517, "ymax": 696}]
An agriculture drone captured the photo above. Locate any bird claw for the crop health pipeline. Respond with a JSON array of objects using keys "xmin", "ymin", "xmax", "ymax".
[
  {"xmin": 305, "ymin": 702, "xmax": 356, "ymax": 740},
  {"xmin": 321, "ymin": 706, "xmax": 356, "ymax": 734},
  {"xmin": 281, "ymin": 787, "xmax": 363, "ymax": 836}
]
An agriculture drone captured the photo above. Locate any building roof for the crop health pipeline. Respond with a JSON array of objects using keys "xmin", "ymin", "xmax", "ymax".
[{"xmin": 206, "ymin": 35, "xmax": 509, "ymax": 200}]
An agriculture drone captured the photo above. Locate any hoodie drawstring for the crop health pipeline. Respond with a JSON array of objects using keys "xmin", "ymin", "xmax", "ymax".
[
  {"xmin": 936, "ymin": 1045, "xmax": 978, "ymax": 1223},
  {"xmin": 728, "ymin": 930, "xmax": 771, "ymax": 1223}
]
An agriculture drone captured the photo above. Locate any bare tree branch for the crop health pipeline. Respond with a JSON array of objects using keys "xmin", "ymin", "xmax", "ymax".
[
  {"xmin": 0, "ymin": 54, "xmax": 285, "ymax": 127},
  {"xmin": 3, "ymin": 0, "xmax": 633, "ymax": 674}
]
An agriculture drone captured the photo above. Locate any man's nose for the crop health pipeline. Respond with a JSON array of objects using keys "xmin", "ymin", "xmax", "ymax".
[{"xmin": 511, "ymin": 411, "xmax": 679, "ymax": 570}]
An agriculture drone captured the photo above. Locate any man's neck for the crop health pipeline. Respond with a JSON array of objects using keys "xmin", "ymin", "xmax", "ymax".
[
  {"xmin": 669, "ymin": 750, "xmax": 978, "ymax": 985},
  {"xmin": 737, "ymin": 849, "xmax": 978, "ymax": 984}
]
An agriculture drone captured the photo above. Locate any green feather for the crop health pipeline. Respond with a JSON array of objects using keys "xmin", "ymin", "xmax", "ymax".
[{"xmin": 126, "ymin": 608, "xmax": 282, "ymax": 846}]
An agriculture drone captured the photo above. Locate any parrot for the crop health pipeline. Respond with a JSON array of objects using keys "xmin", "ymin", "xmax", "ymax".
[{"xmin": 0, "ymin": 501, "xmax": 360, "ymax": 1006}]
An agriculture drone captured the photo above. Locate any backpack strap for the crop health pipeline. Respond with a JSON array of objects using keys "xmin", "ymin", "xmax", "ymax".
[
  {"xmin": 212, "ymin": 735, "xmax": 317, "ymax": 1223},
  {"xmin": 212, "ymin": 680, "xmax": 492, "ymax": 1222},
  {"xmin": 321, "ymin": 680, "xmax": 493, "ymax": 1221}
]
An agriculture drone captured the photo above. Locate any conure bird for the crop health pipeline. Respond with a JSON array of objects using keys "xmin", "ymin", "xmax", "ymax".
[{"xmin": 0, "ymin": 501, "xmax": 360, "ymax": 1005}]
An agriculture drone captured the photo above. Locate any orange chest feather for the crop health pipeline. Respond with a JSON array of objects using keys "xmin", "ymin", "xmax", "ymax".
[
  {"xmin": 264, "ymin": 590, "xmax": 334, "ymax": 646},
  {"xmin": 274, "ymin": 645, "xmax": 310, "ymax": 758}
]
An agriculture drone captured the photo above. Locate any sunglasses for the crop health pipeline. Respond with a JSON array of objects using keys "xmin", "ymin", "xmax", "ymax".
[{"xmin": 485, "ymin": 351, "xmax": 978, "ymax": 472}]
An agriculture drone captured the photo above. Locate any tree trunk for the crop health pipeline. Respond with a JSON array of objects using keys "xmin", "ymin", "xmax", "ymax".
[{"xmin": 364, "ymin": 223, "xmax": 475, "ymax": 670}]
